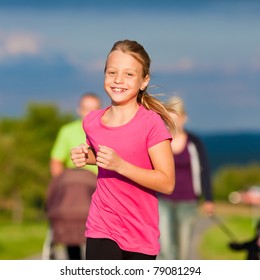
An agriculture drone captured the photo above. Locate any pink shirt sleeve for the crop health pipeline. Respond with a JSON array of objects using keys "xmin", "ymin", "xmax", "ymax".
[{"xmin": 146, "ymin": 111, "xmax": 172, "ymax": 149}]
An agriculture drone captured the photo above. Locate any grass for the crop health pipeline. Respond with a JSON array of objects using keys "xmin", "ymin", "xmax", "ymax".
[
  {"xmin": 0, "ymin": 202, "xmax": 259, "ymax": 260},
  {"xmin": 0, "ymin": 220, "xmax": 48, "ymax": 260}
]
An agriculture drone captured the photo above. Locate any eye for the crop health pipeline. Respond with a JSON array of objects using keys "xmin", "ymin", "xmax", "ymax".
[
  {"xmin": 107, "ymin": 70, "xmax": 116, "ymax": 75},
  {"xmin": 126, "ymin": 72, "xmax": 134, "ymax": 77}
]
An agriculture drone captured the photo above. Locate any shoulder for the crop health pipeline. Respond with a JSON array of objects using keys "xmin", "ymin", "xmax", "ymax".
[
  {"xmin": 83, "ymin": 108, "xmax": 107, "ymax": 131},
  {"xmin": 138, "ymin": 106, "xmax": 168, "ymax": 132},
  {"xmin": 139, "ymin": 105, "xmax": 163, "ymax": 121},
  {"xmin": 138, "ymin": 106, "xmax": 172, "ymax": 144},
  {"xmin": 84, "ymin": 108, "xmax": 106, "ymax": 122},
  {"xmin": 57, "ymin": 119, "xmax": 81, "ymax": 134}
]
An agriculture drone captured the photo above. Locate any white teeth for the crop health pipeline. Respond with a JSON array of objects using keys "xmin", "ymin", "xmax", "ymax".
[{"xmin": 113, "ymin": 88, "xmax": 124, "ymax": 92}]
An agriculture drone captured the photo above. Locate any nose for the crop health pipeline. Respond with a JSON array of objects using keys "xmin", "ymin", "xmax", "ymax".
[{"xmin": 115, "ymin": 73, "xmax": 123, "ymax": 83}]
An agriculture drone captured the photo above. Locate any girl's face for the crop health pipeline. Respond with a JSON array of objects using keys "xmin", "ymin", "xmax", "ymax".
[{"xmin": 104, "ymin": 50, "xmax": 149, "ymax": 106}]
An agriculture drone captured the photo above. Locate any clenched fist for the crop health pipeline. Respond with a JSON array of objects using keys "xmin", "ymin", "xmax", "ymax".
[{"xmin": 70, "ymin": 143, "xmax": 89, "ymax": 168}]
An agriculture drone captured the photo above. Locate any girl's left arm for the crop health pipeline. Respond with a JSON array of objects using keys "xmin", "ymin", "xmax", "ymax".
[{"xmin": 96, "ymin": 140, "xmax": 175, "ymax": 194}]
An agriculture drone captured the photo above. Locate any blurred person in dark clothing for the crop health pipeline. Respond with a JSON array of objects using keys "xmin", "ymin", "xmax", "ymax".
[{"xmin": 158, "ymin": 96, "xmax": 214, "ymax": 260}]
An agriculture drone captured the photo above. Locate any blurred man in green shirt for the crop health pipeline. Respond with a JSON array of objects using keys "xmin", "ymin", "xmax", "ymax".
[
  {"xmin": 50, "ymin": 93, "xmax": 101, "ymax": 176},
  {"xmin": 48, "ymin": 92, "xmax": 101, "ymax": 260}
]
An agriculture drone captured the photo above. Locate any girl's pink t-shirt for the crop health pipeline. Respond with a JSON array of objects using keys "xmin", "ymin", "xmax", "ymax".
[{"xmin": 83, "ymin": 105, "xmax": 172, "ymax": 255}]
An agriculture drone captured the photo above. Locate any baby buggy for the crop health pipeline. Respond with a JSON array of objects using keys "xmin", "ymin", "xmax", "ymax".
[{"xmin": 42, "ymin": 169, "xmax": 97, "ymax": 259}]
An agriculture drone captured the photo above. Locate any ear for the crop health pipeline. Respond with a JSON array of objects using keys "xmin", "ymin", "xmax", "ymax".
[{"xmin": 140, "ymin": 75, "xmax": 150, "ymax": 90}]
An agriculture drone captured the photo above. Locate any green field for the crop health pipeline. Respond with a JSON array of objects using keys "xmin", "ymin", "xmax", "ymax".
[
  {"xmin": 0, "ymin": 202, "xmax": 258, "ymax": 260},
  {"xmin": 0, "ymin": 220, "xmax": 48, "ymax": 260}
]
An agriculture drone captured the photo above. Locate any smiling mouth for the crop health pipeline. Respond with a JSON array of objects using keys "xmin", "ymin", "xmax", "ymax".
[{"xmin": 111, "ymin": 87, "xmax": 126, "ymax": 93}]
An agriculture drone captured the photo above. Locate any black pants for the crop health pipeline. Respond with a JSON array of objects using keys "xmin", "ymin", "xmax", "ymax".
[
  {"xmin": 86, "ymin": 238, "xmax": 157, "ymax": 260},
  {"xmin": 67, "ymin": 245, "xmax": 82, "ymax": 260}
]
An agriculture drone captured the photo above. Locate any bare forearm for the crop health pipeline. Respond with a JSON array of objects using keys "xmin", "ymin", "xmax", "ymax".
[
  {"xmin": 50, "ymin": 159, "xmax": 64, "ymax": 177},
  {"xmin": 118, "ymin": 161, "xmax": 175, "ymax": 195},
  {"xmin": 96, "ymin": 141, "xmax": 175, "ymax": 194}
]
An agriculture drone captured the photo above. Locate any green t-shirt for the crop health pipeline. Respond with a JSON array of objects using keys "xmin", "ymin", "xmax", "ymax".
[{"xmin": 51, "ymin": 119, "xmax": 98, "ymax": 174}]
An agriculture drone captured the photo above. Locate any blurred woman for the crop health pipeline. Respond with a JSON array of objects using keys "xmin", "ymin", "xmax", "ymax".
[{"xmin": 158, "ymin": 96, "xmax": 214, "ymax": 260}]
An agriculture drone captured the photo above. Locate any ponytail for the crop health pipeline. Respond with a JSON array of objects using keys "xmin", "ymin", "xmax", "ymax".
[{"xmin": 137, "ymin": 91, "xmax": 176, "ymax": 134}]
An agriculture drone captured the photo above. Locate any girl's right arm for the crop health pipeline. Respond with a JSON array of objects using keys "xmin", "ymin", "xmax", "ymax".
[{"xmin": 70, "ymin": 143, "xmax": 97, "ymax": 168}]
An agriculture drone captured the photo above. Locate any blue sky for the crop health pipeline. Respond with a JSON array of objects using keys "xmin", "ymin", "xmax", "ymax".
[{"xmin": 0, "ymin": 0, "xmax": 259, "ymax": 132}]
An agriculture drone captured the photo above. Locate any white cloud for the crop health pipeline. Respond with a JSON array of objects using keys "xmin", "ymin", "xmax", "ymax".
[
  {"xmin": 0, "ymin": 30, "xmax": 42, "ymax": 60},
  {"xmin": 65, "ymin": 54, "xmax": 105, "ymax": 73},
  {"xmin": 153, "ymin": 57, "xmax": 195, "ymax": 73},
  {"xmin": 153, "ymin": 56, "xmax": 259, "ymax": 76}
]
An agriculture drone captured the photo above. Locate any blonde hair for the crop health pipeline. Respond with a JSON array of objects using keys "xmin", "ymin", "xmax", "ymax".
[
  {"xmin": 105, "ymin": 39, "xmax": 176, "ymax": 133},
  {"xmin": 165, "ymin": 96, "xmax": 187, "ymax": 117}
]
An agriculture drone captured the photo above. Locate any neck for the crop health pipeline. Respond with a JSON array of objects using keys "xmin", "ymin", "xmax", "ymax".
[{"xmin": 103, "ymin": 103, "xmax": 140, "ymax": 127}]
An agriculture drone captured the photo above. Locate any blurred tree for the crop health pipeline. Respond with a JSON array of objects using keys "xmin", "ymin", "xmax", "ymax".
[
  {"xmin": 0, "ymin": 103, "xmax": 73, "ymax": 222},
  {"xmin": 213, "ymin": 163, "xmax": 260, "ymax": 200}
]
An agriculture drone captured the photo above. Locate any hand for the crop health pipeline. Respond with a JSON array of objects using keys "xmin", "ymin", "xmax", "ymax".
[
  {"xmin": 96, "ymin": 145, "xmax": 124, "ymax": 172},
  {"xmin": 202, "ymin": 201, "xmax": 214, "ymax": 217},
  {"xmin": 70, "ymin": 143, "xmax": 89, "ymax": 168}
]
